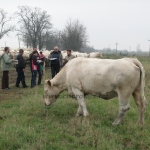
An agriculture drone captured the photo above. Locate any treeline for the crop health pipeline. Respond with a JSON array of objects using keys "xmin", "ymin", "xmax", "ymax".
[
  {"xmin": 0, "ymin": 6, "xmax": 149, "ymax": 55},
  {"xmin": 0, "ymin": 6, "xmax": 88, "ymax": 51},
  {"xmin": 81, "ymin": 46, "xmax": 150, "ymax": 56},
  {"xmin": 99, "ymin": 48, "xmax": 149, "ymax": 56}
]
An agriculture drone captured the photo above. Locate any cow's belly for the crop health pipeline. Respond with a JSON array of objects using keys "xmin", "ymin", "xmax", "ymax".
[
  {"xmin": 85, "ymin": 90, "xmax": 117, "ymax": 100},
  {"xmin": 98, "ymin": 91, "xmax": 118, "ymax": 100}
]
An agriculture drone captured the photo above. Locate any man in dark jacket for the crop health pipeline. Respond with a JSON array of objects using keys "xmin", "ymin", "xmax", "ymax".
[
  {"xmin": 49, "ymin": 46, "xmax": 63, "ymax": 78},
  {"xmin": 29, "ymin": 47, "xmax": 42, "ymax": 85},
  {"xmin": 15, "ymin": 49, "xmax": 28, "ymax": 88}
]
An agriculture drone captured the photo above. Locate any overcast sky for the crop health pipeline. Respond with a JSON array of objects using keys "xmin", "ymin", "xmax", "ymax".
[{"xmin": 0, "ymin": 0, "xmax": 150, "ymax": 51}]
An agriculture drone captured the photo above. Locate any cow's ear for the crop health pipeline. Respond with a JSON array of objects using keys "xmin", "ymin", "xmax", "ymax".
[
  {"xmin": 46, "ymin": 80, "xmax": 51, "ymax": 86},
  {"xmin": 47, "ymin": 80, "xmax": 51, "ymax": 86}
]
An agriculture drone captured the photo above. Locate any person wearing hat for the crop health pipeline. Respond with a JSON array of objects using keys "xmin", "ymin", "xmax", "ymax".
[{"xmin": 63, "ymin": 50, "xmax": 75, "ymax": 66}]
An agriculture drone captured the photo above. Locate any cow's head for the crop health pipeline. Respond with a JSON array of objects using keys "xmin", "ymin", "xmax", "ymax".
[{"xmin": 44, "ymin": 80, "xmax": 59, "ymax": 106}]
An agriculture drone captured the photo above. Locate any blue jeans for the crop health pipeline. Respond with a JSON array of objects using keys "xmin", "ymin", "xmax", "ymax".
[{"xmin": 31, "ymin": 70, "xmax": 37, "ymax": 87}]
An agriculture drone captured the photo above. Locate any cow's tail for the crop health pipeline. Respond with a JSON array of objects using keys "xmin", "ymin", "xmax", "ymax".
[{"xmin": 131, "ymin": 58, "xmax": 146, "ymax": 99}]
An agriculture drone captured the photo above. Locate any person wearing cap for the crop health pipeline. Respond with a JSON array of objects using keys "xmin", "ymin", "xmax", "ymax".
[
  {"xmin": 63, "ymin": 50, "xmax": 75, "ymax": 66},
  {"xmin": 15, "ymin": 49, "xmax": 28, "ymax": 88},
  {"xmin": 49, "ymin": 46, "xmax": 63, "ymax": 78}
]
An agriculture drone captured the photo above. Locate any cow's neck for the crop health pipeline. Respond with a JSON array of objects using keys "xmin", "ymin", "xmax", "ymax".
[{"xmin": 51, "ymin": 68, "xmax": 67, "ymax": 94}]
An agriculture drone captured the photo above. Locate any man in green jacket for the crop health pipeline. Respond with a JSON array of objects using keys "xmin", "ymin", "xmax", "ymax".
[
  {"xmin": 63, "ymin": 50, "xmax": 75, "ymax": 66},
  {"xmin": 1, "ymin": 47, "xmax": 13, "ymax": 89}
]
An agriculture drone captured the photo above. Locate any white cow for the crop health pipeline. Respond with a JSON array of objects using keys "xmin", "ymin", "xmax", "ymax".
[
  {"xmin": 0, "ymin": 50, "xmax": 4, "ymax": 58},
  {"xmin": 78, "ymin": 52, "xmax": 89, "ymax": 57},
  {"xmin": 44, "ymin": 57, "xmax": 146, "ymax": 125},
  {"xmin": 42, "ymin": 50, "xmax": 53, "ymax": 59},
  {"xmin": 89, "ymin": 52, "xmax": 102, "ymax": 58},
  {"xmin": 42, "ymin": 50, "xmax": 53, "ymax": 66},
  {"xmin": 71, "ymin": 52, "xmax": 89, "ymax": 58},
  {"xmin": 61, "ymin": 50, "xmax": 67, "ymax": 58},
  {"xmin": 23, "ymin": 50, "xmax": 30, "ymax": 59}
]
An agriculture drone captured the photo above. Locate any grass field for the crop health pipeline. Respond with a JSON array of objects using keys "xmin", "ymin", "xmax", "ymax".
[{"xmin": 0, "ymin": 56, "xmax": 150, "ymax": 150}]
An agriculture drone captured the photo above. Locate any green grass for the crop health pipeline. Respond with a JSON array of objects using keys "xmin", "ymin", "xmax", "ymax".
[{"xmin": 0, "ymin": 57, "xmax": 150, "ymax": 150}]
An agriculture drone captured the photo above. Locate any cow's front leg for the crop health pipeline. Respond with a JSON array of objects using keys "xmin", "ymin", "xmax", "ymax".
[
  {"xmin": 76, "ymin": 105, "xmax": 83, "ymax": 116},
  {"xmin": 77, "ymin": 98, "xmax": 89, "ymax": 116},
  {"xmin": 72, "ymin": 88, "xmax": 89, "ymax": 117}
]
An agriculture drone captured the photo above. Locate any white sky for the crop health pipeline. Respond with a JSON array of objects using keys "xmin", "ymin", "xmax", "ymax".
[{"xmin": 0, "ymin": 0, "xmax": 150, "ymax": 51}]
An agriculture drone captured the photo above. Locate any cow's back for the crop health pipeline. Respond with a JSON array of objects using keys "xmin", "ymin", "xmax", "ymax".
[{"xmin": 65, "ymin": 58, "xmax": 141, "ymax": 95}]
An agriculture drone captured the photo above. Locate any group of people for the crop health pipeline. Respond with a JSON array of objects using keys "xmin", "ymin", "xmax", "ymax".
[
  {"xmin": 1, "ymin": 47, "xmax": 45, "ymax": 89},
  {"xmin": 49, "ymin": 46, "xmax": 75, "ymax": 78},
  {"xmin": 1, "ymin": 46, "xmax": 75, "ymax": 90}
]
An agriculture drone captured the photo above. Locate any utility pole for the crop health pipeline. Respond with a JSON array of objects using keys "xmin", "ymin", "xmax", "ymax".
[
  {"xmin": 5, "ymin": 41, "xmax": 6, "ymax": 47},
  {"xmin": 18, "ymin": 35, "xmax": 20, "ymax": 49},
  {"xmin": 148, "ymin": 40, "xmax": 150, "ymax": 57},
  {"xmin": 116, "ymin": 42, "xmax": 118, "ymax": 58}
]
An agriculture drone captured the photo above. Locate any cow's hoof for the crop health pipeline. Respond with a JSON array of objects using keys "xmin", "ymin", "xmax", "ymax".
[
  {"xmin": 138, "ymin": 120, "xmax": 144, "ymax": 126},
  {"xmin": 76, "ymin": 113, "xmax": 83, "ymax": 117},
  {"xmin": 112, "ymin": 121, "xmax": 120, "ymax": 126},
  {"xmin": 83, "ymin": 112, "xmax": 89, "ymax": 117}
]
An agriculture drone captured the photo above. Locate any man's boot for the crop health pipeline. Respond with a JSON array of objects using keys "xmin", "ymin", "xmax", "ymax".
[{"xmin": 21, "ymin": 79, "xmax": 28, "ymax": 88}]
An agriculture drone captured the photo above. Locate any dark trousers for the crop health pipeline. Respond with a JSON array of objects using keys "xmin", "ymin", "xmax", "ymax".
[
  {"xmin": 16, "ymin": 69, "xmax": 27, "ymax": 87},
  {"xmin": 37, "ymin": 68, "xmax": 42, "ymax": 85},
  {"xmin": 31, "ymin": 70, "xmax": 37, "ymax": 87},
  {"xmin": 51, "ymin": 65, "xmax": 60, "ymax": 78},
  {"xmin": 2, "ymin": 71, "xmax": 9, "ymax": 89}
]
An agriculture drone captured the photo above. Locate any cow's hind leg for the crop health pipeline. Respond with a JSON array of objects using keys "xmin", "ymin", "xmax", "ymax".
[
  {"xmin": 112, "ymin": 93, "xmax": 130, "ymax": 125},
  {"xmin": 132, "ymin": 90, "xmax": 146, "ymax": 125},
  {"xmin": 72, "ymin": 88, "xmax": 89, "ymax": 116}
]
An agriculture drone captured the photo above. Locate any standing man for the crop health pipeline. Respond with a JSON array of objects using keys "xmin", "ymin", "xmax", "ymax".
[
  {"xmin": 63, "ymin": 50, "xmax": 75, "ymax": 66},
  {"xmin": 29, "ymin": 47, "xmax": 42, "ymax": 85},
  {"xmin": 31, "ymin": 51, "xmax": 40, "ymax": 88},
  {"xmin": 1, "ymin": 47, "xmax": 13, "ymax": 89},
  {"xmin": 15, "ymin": 49, "xmax": 28, "ymax": 88},
  {"xmin": 49, "ymin": 46, "xmax": 63, "ymax": 78}
]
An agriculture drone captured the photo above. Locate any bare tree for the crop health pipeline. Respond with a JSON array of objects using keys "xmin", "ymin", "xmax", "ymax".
[
  {"xmin": 61, "ymin": 19, "xmax": 88, "ymax": 51},
  {"xmin": 16, "ymin": 6, "xmax": 52, "ymax": 49},
  {"xmin": 0, "ymin": 9, "xmax": 15, "ymax": 40},
  {"xmin": 45, "ymin": 30, "xmax": 62, "ymax": 50},
  {"xmin": 21, "ymin": 32, "xmax": 32, "ymax": 48}
]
